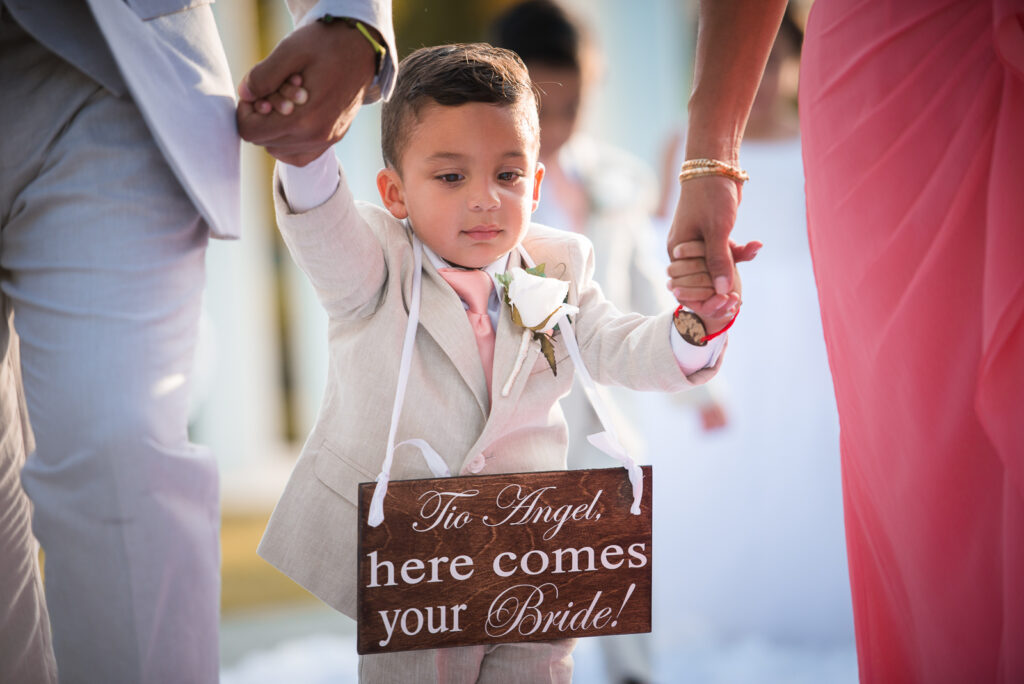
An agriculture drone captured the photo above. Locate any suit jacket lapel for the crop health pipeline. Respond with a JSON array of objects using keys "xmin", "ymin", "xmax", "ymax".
[{"xmin": 413, "ymin": 258, "xmax": 490, "ymax": 417}]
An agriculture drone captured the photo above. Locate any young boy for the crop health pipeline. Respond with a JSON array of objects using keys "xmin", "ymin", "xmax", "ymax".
[{"xmin": 258, "ymin": 43, "xmax": 737, "ymax": 683}]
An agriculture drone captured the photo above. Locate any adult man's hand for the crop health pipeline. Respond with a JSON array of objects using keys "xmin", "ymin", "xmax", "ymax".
[{"xmin": 237, "ymin": 20, "xmax": 379, "ymax": 166}]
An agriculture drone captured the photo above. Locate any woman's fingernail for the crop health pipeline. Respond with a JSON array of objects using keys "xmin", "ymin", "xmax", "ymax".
[{"xmin": 714, "ymin": 276, "xmax": 729, "ymax": 295}]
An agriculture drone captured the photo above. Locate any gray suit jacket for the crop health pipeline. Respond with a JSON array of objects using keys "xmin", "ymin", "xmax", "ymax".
[
  {"xmin": 5, "ymin": 0, "xmax": 396, "ymax": 239},
  {"xmin": 257, "ymin": 164, "xmax": 722, "ymax": 618}
]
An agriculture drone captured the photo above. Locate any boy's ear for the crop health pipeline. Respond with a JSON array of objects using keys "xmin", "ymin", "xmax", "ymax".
[
  {"xmin": 531, "ymin": 162, "xmax": 545, "ymax": 212},
  {"xmin": 376, "ymin": 167, "xmax": 408, "ymax": 219}
]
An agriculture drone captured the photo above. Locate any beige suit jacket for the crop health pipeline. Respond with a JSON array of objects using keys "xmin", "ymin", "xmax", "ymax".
[{"xmin": 258, "ymin": 166, "xmax": 721, "ymax": 618}]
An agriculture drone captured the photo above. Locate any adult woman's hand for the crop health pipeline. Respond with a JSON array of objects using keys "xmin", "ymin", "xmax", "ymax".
[
  {"xmin": 667, "ymin": 175, "xmax": 759, "ymax": 316},
  {"xmin": 667, "ymin": 0, "xmax": 787, "ymax": 311}
]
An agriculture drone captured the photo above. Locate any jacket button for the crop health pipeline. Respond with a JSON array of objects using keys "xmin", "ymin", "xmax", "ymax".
[{"xmin": 466, "ymin": 452, "xmax": 486, "ymax": 474}]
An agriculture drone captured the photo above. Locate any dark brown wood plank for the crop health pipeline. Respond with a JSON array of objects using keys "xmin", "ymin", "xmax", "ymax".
[{"xmin": 357, "ymin": 466, "xmax": 653, "ymax": 654}]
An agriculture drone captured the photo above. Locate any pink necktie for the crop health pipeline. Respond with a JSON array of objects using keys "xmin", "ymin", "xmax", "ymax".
[{"xmin": 439, "ymin": 268, "xmax": 496, "ymax": 394}]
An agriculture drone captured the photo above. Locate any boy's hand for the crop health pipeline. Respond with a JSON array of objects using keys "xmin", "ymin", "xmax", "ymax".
[
  {"xmin": 237, "ymin": 20, "xmax": 379, "ymax": 166},
  {"xmin": 242, "ymin": 74, "xmax": 309, "ymax": 117},
  {"xmin": 667, "ymin": 239, "xmax": 759, "ymax": 333}
]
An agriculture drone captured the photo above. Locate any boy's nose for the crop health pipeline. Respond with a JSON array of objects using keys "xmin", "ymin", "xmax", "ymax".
[{"xmin": 468, "ymin": 179, "xmax": 500, "ymax": 211}]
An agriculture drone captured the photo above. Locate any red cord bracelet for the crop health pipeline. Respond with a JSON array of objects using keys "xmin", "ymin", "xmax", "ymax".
[
  {"xmin": 700, "ymin": 310, "xmax": 738, "ymax": 342},
  {"xmin": 673, "ymin": 304, "xmax": 739, "ymax": 344}
]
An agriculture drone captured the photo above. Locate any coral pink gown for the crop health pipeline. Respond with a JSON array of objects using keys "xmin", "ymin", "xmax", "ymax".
[{"xmin": 799, "ymin": 0, "xmax": 1024, "ymax": 681}]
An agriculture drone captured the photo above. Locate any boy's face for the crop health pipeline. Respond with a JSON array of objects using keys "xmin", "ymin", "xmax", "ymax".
[{"xmin": 377, "ymin": 101, "xmax": 544, "ymax": 269}]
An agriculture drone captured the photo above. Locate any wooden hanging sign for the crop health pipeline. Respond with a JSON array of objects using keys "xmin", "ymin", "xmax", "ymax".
[{"xmin": 356, "ymin": 466, "xmax": 653, "ymax": 654}]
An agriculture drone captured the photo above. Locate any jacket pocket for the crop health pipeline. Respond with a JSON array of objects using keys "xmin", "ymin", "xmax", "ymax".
[
  {"xmin": 126, "ymin": 0, "xmax": 212, "ymax": 21},
  {"xmin": 313, "ymin": 439, "xmax": 379, "ymax": 506}
]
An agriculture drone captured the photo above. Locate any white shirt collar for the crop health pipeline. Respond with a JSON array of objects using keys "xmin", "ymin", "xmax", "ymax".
[{"xmin": 421, "ymin": 243, "xmax": 512, "ymax": 291}]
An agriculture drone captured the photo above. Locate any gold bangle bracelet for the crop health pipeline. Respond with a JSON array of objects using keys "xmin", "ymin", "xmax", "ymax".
[
  {"xmin": 678, "ymin": 158, "xmax": 749, "ymax": 184},
  {"xmin": 681, "ymin": 158, "xmax": 740, "ymax": 168},
  {"xmin": 678, "ymin": 168, "xmax": 749, "ymax": 183}
]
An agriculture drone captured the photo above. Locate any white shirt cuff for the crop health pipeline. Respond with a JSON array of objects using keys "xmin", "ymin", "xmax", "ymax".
[
  {"xmin": 294, "ymin": 1, "xmax": 396, "ymax": 100},
  {"xmin": 296, "ymin": 0, "xmax": 371, "ymax": 27},
  {"xmin": 279, "ymin": 150, "xmax": 340, "ymax": 213},
  {"xmin": 670, "ymin": 322, "xmax": 726, "ymax": 375}
]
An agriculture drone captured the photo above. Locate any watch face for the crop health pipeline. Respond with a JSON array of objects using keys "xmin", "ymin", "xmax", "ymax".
[{"xmin": 674, "ymin": 310, "xmax": 707, "ymax": 346}]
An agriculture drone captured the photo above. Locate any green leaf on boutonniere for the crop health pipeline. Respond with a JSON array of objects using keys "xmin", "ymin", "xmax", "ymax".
[
  {"xmin": 537, "ymin": 332, "xmax": 557, "ymax": 375},
  {"xmin": 525, "ymin": 263, "xmax": 546, "ymax": 278},
  {"xmin": 495, "ymin": 271, "xmax": 513, "ymax": 290},
  {"xmin": 509, "ymin": 304, "xmax": 524, "ymax": 328}
]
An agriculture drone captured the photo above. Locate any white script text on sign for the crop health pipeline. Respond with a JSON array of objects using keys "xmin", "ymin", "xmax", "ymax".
[{"xmin": 357, "ymin": 466, "xmax": 652, "ymax": 654}]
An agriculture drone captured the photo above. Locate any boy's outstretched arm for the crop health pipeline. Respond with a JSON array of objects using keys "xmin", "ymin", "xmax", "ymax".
[{"xmin": 275, "ymin": 152, "xmax": 387, "ymax": 320}]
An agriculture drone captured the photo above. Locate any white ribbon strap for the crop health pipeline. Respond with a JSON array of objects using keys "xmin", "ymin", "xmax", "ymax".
[
  {"xmin": 516, "ymin": 246, "xmax": 644, "ymax": 515},
  {"xmin": 556, "ymin": 313, "xmax": 643, "ymax": 515},
  {"xmin": 369, "ymin": 239, "xmax": 642, "ymax": 525},
  {"xmin": 368, "ymin": 237, "xmax": 452, "ymax": 527}
]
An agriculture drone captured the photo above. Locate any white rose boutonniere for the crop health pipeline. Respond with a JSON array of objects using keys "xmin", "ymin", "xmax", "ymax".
[{"xmin": 495, "ymin": 265, "xmax": 579, "ymax": 392}]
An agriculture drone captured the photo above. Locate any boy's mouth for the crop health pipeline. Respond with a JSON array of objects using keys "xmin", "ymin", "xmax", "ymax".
[{"xmin": 463, "ymin": 224, "xmax": 502, "ymax": 240}]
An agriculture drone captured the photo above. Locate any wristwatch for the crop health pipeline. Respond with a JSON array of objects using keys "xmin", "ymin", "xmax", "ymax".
[
  {"xmin": 318, "ymin": 15, "xmax": 386, "ymax": 76},
  {"xmin": 673, "ymin": 308, "xmax": 707, "ymax": 347}
]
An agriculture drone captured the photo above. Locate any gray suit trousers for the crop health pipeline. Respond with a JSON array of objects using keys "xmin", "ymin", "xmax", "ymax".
[{"xmin": 0, "ymin": 13, "xmax": 218, "ymax": 684}]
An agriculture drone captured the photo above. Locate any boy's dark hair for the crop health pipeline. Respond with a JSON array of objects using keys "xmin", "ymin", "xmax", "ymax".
[
  {"xmin": 489, "ymin": 0, "xmax": 582, "ymax": 71},
  {"xmin": 381, "ymin": 43, "xmax": 539, "ymax": 169}
]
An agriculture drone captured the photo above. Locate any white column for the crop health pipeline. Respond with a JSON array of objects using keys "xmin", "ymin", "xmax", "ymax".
[{"xmin": 193, "ymin": 1, "xmax": 292, "ymax": 508}]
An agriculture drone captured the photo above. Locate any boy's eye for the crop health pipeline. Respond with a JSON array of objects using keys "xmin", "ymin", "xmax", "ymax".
[
  {"xmin": 498, "ymin": 171, "xmax": 523, "ymax": 182},
  {"xmin": 437, "ymin": 173, "xmax": 464, "ymax": 184}
]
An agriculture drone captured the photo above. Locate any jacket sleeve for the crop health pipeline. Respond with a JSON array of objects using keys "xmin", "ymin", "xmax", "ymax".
[
  {"xmin": 568, "ymin": 234, "xmax": 723, "ymax": 392},
  {"xmin": 273, "ymin": 161, "xmax": 387, "ymax": 320},
  {"xmin": 283, "ymin": 0, "xmax": 397, "ymax": 100}
]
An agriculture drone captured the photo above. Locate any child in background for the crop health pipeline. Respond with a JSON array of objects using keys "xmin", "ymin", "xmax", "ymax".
[
  {"xmin": 257, "ymin": 43, "xmax": 742, "ymax": 683},
  {"xmin": 490, "ymin": 0, "xmax": 727, "ymax": 455}
]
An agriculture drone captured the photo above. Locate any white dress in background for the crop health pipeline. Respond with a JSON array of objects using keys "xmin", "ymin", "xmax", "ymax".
[{"xmin": 646, "ymin": 137, "xmax": 854, "ymax": 650}]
